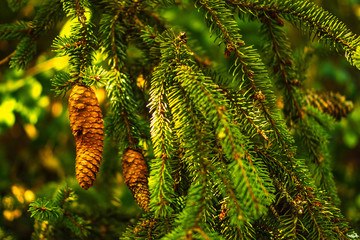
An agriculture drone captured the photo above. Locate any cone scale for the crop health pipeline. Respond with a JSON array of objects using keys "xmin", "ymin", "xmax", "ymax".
[{"xmin": 68, "ymin": 85, "xmax": 104, "ymax": 190}]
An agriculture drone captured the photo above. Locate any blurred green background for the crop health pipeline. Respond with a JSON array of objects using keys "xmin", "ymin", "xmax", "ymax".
[{"xmin": 0, "ymin": 0, "xmax": 360, "ymax": 238}]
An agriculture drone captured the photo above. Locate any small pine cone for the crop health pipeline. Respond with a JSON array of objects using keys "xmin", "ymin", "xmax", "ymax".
[
  {"xmin": 68, "ymin": 85, "xmax": 104, "ymax": 190},
  {"xmin": 304, "ymin": 89, "xmax": 354, "ymax": 121},
  {"xmin": 122, "ymin": 149, "xmax": 150, "ymax": 212}
]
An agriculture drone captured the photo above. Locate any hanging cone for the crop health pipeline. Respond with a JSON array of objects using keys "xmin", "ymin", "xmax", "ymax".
[
  {"xmin": 68, "ymin": 85, "xmax": 104, "ymax": 190},
  {"xmin": 304, "ymin": 89, "xmax": 354, "ymax": 121},
  {"xmin": 122, "ymin": 148, "xmax": 150, "ymax": 212}
]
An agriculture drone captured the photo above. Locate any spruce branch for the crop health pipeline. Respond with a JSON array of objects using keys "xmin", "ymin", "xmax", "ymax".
[
  {"xmin": 28, "ymin": 199, "xmax": 63, "ymax": 221},
  {"xmin": 174, "ymin": 64, "xmax": 274, "ymax": 218},
  {"xmin": 99, "ymin": 11, "xmax": 144, "ymax": 147},
  {"xmin": 0, "ymin": 21, "xmax": 33, "ymax": 41},
  {"xmin": 29, "ymin": 188, "xmax": 91, "ymax": 237},
  {"xmin": 195, "ymin": 0, "xmax": 296, "ymax": 159},
  {"xmin": 51, "ymin": 71, "xmax": 75, "ymax": 96},
  {"xmin": 221, "ymin": 87, "xmax": 269, "ymax": 141},
  {"xmin": 255, "ymin": 5, "xmax": 340, "ymax": 204},
  {"xmin": 148, "ymin": 65, "xmax": 176, "ymax": 216},
  {"xmin": 9, "ymin": 36, "xmax": 37, "ymax": 69},
  {"xmin": 81, "ymin": 65, "xmax": 110, "ymax": 87},
  {"xmin": 105, "ymin": 71, "xmax": 142, "ymax": 148},
  {"xmin": 152, "ymin": 30, "xmax": 276, "ymax": 235},
  {"xmin": 204, "ymin": 71, "xmax": 269, "ymax": 142},
  {"xmin": 54, "ymin": 187, "xmax": 76, "ymax": 208},
  {"xmin": 58, "ymin": 0, "xmax": 96, "ymax": 75},
  {"xmin": 110, "ymin": 10, "xmax": 124, "ymax": 69},
  {"xmin": 163, "ymin": 183, "xmax": 214, "ymax": 239},
  {"xmin": 62, "ymin": 212, "xmax": 89, "ymax": 235},
  {"xmin": 166, "ymin": 84, "xmax": 221, "ymax": 235},
  {"xmin": 99, "ymin": 5, "xmax": 148, "ymax": 148},
  {"xmin": 260, "ymin": 14, "xmax": 304, "ymax": 120},
  {"xmin": 255, "ymin": 130, "xmax": 348, "ymax": 239},
  {"xmin": 1, "ymin": 0, "xmax": 64, "ymax": 69},
  {"xmin": 53, "ymin": 36, "xmax": 85, "ymax": 56},
  {"xmin": 74, "ymin": 0, "xmax": 91, "ymax": 73},
  {"xmin": 99, "ymin": 10, "xmax": 127, "ymax": 70},
  {"xmin": 227, "ymin": 0, "xmax": 360, "ymax": 69},
  {"xmin": 148, "ymin": 32, "xmax": 182, "ymax": 215}
]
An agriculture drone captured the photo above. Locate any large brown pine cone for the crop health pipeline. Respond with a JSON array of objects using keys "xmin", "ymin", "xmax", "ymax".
[
  {"xmin": 68, "ymin": 85, "xmax": 104, "ymax": 190},
  {"xmin": 122, "ymin": 149, "xmax": 150, "ymax": 212}
]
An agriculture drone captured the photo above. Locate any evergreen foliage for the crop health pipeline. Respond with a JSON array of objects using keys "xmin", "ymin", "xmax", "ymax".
[
  {"xmin": 1, "ymin": 0, "xmax": 360, "ymax": 239},
  {"xmin": 28, "ymin": 187, "xmax": 90, "ymax": 238}
]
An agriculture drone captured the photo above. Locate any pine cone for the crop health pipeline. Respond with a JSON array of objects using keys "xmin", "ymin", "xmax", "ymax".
[
  {"xmin": 122, "ymin": 149, "xmax": 150, "ymax": 212},
  {"xmin": 304, "ymin": 89, "xmax": 354, "ymax": 121},
  {"xmin": 68, "ymin": 85, "xmax": 104, "ymax": 190}
]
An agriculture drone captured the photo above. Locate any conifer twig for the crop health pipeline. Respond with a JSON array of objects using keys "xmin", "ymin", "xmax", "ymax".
[
  {"xmin": 74, "ymin": 0, "xmax": 89, "ymax": 72},
  {"xmin": 198, "ymin": 0, "xmax": 295, "ymax": 157},
  {"xmin": 0, "ymin": 51, "xmax": 15, "ymax": 66},
  {"xmin": 109, "ymin": 13, "xmax": 136, "ymax": 145},
  {"xmin": 220, "ymin": 86, "xmax": 268, "ymax": 141},
  {"xmin": 226, "ymin": 0, "xmax": 359, "ymax": 53},
  {"xmin": 110, "ymin": 9, "xmax": 121, "ymax": 69},
  {"xmin": 262, "ymin": 19, "xmax": 304, "ymax": 119},
  {"xmin": 58, "ymin": 188, "xmax": 71, "ymax": 208},
  {"xmin": 63, "ymin": 213, "xmax": 89, "ymax": 233},
  {"xmin": 193, "ymin": 78, "xmax": 260, "ymax": 207}
]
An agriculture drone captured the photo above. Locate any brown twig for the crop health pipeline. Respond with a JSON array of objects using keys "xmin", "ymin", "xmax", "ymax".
[{"xmin": 0, "ymin": 51, "xmax": 15, "ymax": 66}]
